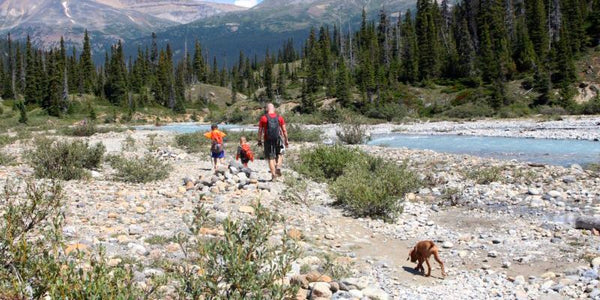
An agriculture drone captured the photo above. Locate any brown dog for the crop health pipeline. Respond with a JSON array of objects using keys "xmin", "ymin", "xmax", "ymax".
[{"xmin": 407, "ymin": 240, "xmax": 446, "ymax": 277}]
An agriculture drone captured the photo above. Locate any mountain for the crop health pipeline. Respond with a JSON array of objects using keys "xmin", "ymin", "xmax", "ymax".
[
  {"xmin": 0, "ymin": 0, "xmax": 175, "ymax": 51},
  {"xmin": 95, "ymin": 0, "xmax": 247, "ymax": 24},
  {"xmin": 137, "ymin": 0, "xmax": 410, "ymax": 64}
]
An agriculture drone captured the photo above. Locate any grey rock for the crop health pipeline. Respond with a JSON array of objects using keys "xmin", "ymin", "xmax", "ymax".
[
  {"xmin": 528, "ymin": 188, "xmax": 541, "ymax": 195},
  {"xmin": 362, "ymin": 287, "xmax": 389, "ymax": 300},
  {"xmin": 128, "ymin": 225, "xmax": 144, "ymax": 235},
  {"xmin": 563, "ymin": 176, "xmax": 576, "ymax": 184}
]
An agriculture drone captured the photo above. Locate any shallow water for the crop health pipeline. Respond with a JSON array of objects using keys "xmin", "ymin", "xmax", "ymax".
[
  {"xmin": 135, "ymin": 123, "xmax": 254, "ymax": 134},
  {"xmin": 368, "ymin": 134, "xmax": 600, "ymax": 167}
]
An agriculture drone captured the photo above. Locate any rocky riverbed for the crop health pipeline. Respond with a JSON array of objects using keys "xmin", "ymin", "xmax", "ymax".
[
  {"xmin": 313, "ymin": 115, "xmax": 600, "ymax": 141},
  {"xmin": 1, "ymin": 127, "xmax": 600, "ymax": 299}
]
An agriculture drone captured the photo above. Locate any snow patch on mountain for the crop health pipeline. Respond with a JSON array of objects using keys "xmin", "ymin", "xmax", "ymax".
[
  {"xmin": 61, "ymin": 1, "xmax": 75, "ymax": 23},
  {"xmin": 234, "ymin": 0, "xmax": 258, "ymax": 8}
]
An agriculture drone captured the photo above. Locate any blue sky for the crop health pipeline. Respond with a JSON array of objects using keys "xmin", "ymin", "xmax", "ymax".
[{"xmin": 211, "ymin": 0, "xmax": 263, "ymax": 8}]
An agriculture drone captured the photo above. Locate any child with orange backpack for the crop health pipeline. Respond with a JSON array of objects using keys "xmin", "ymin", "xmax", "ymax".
[
  {"xmin": 236, "ymin": 136, "xmax": 254, "ymax": 168},
  {"xmin": 204, "ymin": 124, "xmax": 227, "ymax": 170}
]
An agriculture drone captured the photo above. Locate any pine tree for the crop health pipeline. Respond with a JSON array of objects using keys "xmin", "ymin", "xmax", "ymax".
[
  {"xmin": 193, "ymin": 40, "xmax": 205, "ymax": 83},
  {"xmin": 263, "ymin": 51, "xmax": 274, "ymax": 101},
  {"xmin": 24, "ymin": 36, "xmax": 39, "ymax": 105},
  {"xmin": 17, "ymin": 100, "xmax": 27, "ymax": 124},
  {"xmin": 44, "ymin": 52, "xmax": 62, "ymax": 117},
  {"xmin": 401, "ymin": 10, "xmax": 419, "ymax": 83},
  {"xmin": 455, "ymin": 18, "xmax": 477, "ymax": 79},
  {"xmin": 513, "ymin": 17, "xmax": 537, "ymax": 72},
  {"xmin": 105, "ymin": 41, "xmax": 128, "ymax": 105},
  {"xmin": 335, "ymin": 58, "xmax": 352, "ymax": 107},
  {"xmin": 416, "ymin": 0, "xmax": 441, "ymax": 79},
  {"xmin": 80, "ymin": 29, "xmax": 96, "ymax": 94},
  {"xmin": 526, "ymin": 0, "xmax": 550, "ymax": 60}
]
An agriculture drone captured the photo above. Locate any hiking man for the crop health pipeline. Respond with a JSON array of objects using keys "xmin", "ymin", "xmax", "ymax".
[{"xmin": 258, "ymin": 103, "xmax": 289, "ymax": 181}]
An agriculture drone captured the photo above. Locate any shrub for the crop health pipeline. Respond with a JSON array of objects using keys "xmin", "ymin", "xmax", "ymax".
[
  {"xmin": 28, "ymin": 138, "xmax": 106, "ymax": 180},
  {"xmin": 108, "ymin": 154, "xmax": 171, "ymax": 183},
  {"xmin": 174, "ymin": 202, "xmax": 300, "ymax": 299},
  {"xmin": 331, "ymin": 157, "xmax": 419, "ymax": 221},
  {"xmin": 293, "ymin": 145, "xmax": 368, "ymax": 181},
  {"xmin": 443, "ymin": 102, "xmax": 494, "ymax": 119},
  {"xmin": 0, "ymin": 179, "xmax": 144, "ymax": 299},
  {"xmin": 467, "ymin": 166, "xmax": 504, "ymax": 184},
  {"xmin": 66, "ymin": 122, "xmax": 97, "ymax": 137},
  {"xmin": 287, "ymin": 124, "xmax": 323, "ymax": 143},
  {"xmin": 175, "ymin": 132, "xmax": 210, "ymax": 153},
  {"xmin": 122, "ymin": 135, "xmax": 136, "ymax": 152},
  {"xmin": 336, "ymin": 123, "xmax": 369, "ymax": 145},
  {"xmin": 0, "ymin": 152, "xmax": 15, "ymax": 165}
]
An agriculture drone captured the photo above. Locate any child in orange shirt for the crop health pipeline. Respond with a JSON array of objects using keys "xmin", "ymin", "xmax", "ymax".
[
  {"xmin": 204, "ymin": 124, "xmax": 227, "ymax": 170},
  {"xmin": 236, "ymin": 136, "xmax": 254, "ymax": 168}
]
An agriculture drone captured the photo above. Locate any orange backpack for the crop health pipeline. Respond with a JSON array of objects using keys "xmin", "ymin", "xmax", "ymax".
[{"xmin": 241, "ymin": 144, "xmax": 254, "ymax": 162}]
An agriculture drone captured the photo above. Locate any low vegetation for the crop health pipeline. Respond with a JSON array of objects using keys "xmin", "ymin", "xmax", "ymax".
[
  {"xmin": 336, "ymin": 123, "xmax": 369, "ymax": 145},
  {"xmin": 27, "ymin": 138, "xmax": 105, "ymax": 180},
  {"xmin": 0, "ymin": 179, "xmax": 144, "ymax": 299},
  {"xmin": 294, "ymin": 146, "xmax": 419, "ymax": 221},
  {"xmin": 467, "ymin": 166, "xmax": 505, "ymax": 184},
  {"xmin": 0, "ymin": 152, "xmax": 15, "ymax": 166},
  {"xmin": 286, "ymin": 124, "xmax": 323, "ymax": 143},
  {"xmin": 108, "ymin": 154, "xmax": 172, "ymax": 183},
  {"xmin": 174, "ymin": 202, "xmax": 300, "ymax": 298}
]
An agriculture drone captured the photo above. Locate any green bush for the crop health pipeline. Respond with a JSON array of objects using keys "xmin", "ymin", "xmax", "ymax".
[
  {"xmin": 467, "ymin": 166, "xmax": 504, "ymax": 184},
  {"xmin": 64, "ymin": 122, "xmax": 98, "ymax": 137},
  {"xmin": 287, "ymin": 124, "xmax": 323, "ymax": 143},
  {"xmin": 580, "ymin": 97, "xmax": 600, "ymax": 114},
  {"xmin": 293, "ymin": 145, "xmax": 368, "ymax": 181},
  {"xmin": 336, "ymin": 123, "xmax": 369, "ymax": 145},
  {"xmin": 28, "ymin": 138, "xmax": 106, "ymax": 180},
  {"xmin": 175, "ymin": 132, "xmax": 210, "ymax": 153},
  {"xmin": 295, "ymin": 146, "xmax": 419, "ymax": 221},
  {"xmin": 108, "ymin": 154, "xmax": 172, "ymax": 183},
  {"xmin": 175, "ymin": 202, "xmax": 300, "ymax": 299},
  {"xmin": 122, "ymin": 135, "xmax": 136, "ymax": 152},
  {"xmin": 331, "ymin": 157, "xmax": 419, "ymax": 221},
  {"xmin": 443, "ymin": 102, "xmax": 495, "ymax": 119},
  {"xmin": 0, "ymin": 179, "xmax": 144, "ymax": 299},
  {"xmin": 0, "ymin": 152, "xmax": 15, "ymax": 165}
]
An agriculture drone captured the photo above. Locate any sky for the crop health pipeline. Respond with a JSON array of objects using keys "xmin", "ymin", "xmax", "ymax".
[{"xmin": 211, "ymin": 0, "xmax": 263, "ymax": 8}]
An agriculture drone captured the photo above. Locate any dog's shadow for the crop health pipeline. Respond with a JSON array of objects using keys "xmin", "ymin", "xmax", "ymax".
[
  {"xmin": 402, "ymin": 266, "xmax": 444, "ymax": 279},
  {"xmin": 402, "ymin": 266, "xmax": 421, "ymax": 276}
]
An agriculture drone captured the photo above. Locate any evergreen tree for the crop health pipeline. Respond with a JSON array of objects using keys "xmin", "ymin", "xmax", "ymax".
[
  {"xmin": 17, "ymin": 100, "xmax": 27, "ymax": 124},
  {"xmin": 335, "ymin": 59, "xmax": 352, "ymax": 107},
  {"xmin": 401, "ymin": 10, "xmax": 419, "ymax": 82},
  {"xmin": 24, "ymin": 36, "xmax": 39, "ymax": 105},
  {"xmin": 80, "ymin": 29, "xmax": 96, "ymax": 94},
  {"xmin": 526, "ymin": 0, "xmax": 550, "ymax": 60},
  {"xmin": 513, "ymin": 17, "xmax": 537, "ymax": 72},
  {"xmin": 263, "ymin": 51, "xmax": 274, "ymax": 101}
]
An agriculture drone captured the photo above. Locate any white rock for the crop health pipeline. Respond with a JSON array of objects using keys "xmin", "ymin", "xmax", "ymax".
[
  {"xmin": 362, "ymin": 287, "xmax": 389, "ymax": 300},
  {"xmin": 442, "ymin": 241, "xmax": 454, "ymax": 249}
]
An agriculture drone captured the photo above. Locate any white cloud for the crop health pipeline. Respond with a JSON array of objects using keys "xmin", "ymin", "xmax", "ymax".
[{"xmin": 234, "ymin": 0, "xmax": 258, "ymax": 8}]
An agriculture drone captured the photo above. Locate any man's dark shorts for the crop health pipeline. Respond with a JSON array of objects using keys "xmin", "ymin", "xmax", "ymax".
[{"xmin": 264, "ymin": 139, "xmax": 281, "ymax": 160}]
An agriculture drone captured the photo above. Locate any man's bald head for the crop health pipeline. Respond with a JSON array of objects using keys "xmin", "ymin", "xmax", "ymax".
[{"xmin": 266, "ymin": 103, "xmax": 275, "ymax": 113}]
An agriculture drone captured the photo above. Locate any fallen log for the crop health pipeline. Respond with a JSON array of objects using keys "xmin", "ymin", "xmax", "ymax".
[{"xmin": 575, "ymin": 216, "xmax": 600, "ymax": 230}]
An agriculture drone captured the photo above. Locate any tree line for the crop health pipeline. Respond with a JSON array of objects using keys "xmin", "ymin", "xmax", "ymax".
[
  {"xmin": 2, "ymin": 0, "xmax": 600, "ymax": 120},
  {"xmin": 262, "ymin": 0, "xmax": 600, "ymax": 117},
  {"xmin": 0, "ymin": 31, "xmax": 267, "ymax": 118}
]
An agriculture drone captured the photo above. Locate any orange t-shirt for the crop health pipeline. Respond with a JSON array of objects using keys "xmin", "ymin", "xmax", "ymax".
[{"xmin": 204, "ymin": 129, "xmax": 226, "ymax": 144}]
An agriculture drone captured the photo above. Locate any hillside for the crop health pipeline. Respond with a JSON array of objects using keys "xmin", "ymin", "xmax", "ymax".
[
  {"xmin": 0, "ymin": 0, "xmax": 175, "ymax": 51},
  {"xmin": 135, "ymin": 0, "xmax": 413, "ymax": 63}
]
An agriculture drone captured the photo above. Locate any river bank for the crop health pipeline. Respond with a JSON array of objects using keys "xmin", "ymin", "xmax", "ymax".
[
  {"xmin": 1, "ymin": 127, "xmax": 599, "ymax": 299},
  {"xmin": 310, "ymin": 115, "xmax": 600, "ymax": 141}
]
